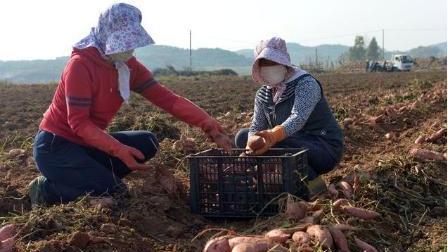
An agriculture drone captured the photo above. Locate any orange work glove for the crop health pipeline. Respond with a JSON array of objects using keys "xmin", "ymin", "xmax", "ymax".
[
  {"xmin": 200, "ymin": 118, "xmax": 233, "ymax": 151},
  {"xmin": 248, "ymin": 125, "xmax": 286, "ymax": 155}
]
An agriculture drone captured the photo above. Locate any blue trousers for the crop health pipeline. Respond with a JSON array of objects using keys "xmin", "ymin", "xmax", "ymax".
[
  {"xmin": 235, "ymin": 128, "xmax": 340, "ymax": 180},
  {"xmin": 33, "ymin": 130, "xmax": 159, "ymax": 204}
]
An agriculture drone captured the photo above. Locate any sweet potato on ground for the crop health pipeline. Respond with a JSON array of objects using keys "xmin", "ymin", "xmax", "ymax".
[
  {"xmin": 285, "ymin": 199, "xmax": 307, "ymax": 221},
  {"xmin": 264, "ymin": 229, "xmax": 290, "ymax": 243},
  {"xmin": 230, "ymin": 239, "xmax": 272, "ymax": 252},
  {"xmin": 426, "ymin": 128, "xmax": 446, "ymax": 142},
  {"xmin": 203, "ymin": 236, "xmax": 231, "ymax": 252},
  {"xmin": 332, "ymin": 199, "xmax": 350, "ymax": 209},
  {"xmin": 341, "ymin": 206, "xmax": 381, "ymax": 220},
  {"xmin": 354, "ymin": 237, "xmax": 378, "ymax": 252},
  {"xmin": 291, "ymin": 231, "xmax": 310, "ymax": 245},
  {"xmin": 337, "ymin": 181, "xmax": 353, "ymax": 199},
  {"xmin": 305, "ymin": 225, "xmax": 334, "ymax": 249},
  {"xmin": 331, "ymin": 223, "xmax": 359, "ymax": 231},
  {"xmin": 328, "ymin": 183, "xmax": 338, "ymax": 198},
  {"xmin": 231, "ymin": 243, "xmax": 256, "ymax": 252},
  {"xmin": 328, "ymin": 227, "xmax": 350, "ymax": 252},
  {"xmin": 409, "ymin": 148, "xmax": 446, "ymax": 161},
  {"xmin": 0, "ymin": 238, "xmax": 14, "ymax": 252},
  {"xmin": 414, "ymin": 135, "xmax": 425, "ymax": 144}
]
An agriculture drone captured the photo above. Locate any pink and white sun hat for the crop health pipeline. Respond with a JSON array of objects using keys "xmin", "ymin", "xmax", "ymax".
[{"xmin": 252, "ymin": 37, "xmax": 295, "ymax": 84}]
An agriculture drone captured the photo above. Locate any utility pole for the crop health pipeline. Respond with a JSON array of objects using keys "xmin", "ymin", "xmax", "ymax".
[
  {"xmin": 382, "ymin": 29, "xmax": 385, "ymax": 60},
  {"xmin": 189, "ymin": 30, "xmax": 192, "ymax": 71},
  {"xmin": 315, "ymin": 48, "xmax": 318, "ymax": 67}
]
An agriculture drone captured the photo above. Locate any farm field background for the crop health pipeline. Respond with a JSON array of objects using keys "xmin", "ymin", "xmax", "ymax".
[{"xmin": 0, "ymin": 70, "xmax": 446, "ymax": 251}]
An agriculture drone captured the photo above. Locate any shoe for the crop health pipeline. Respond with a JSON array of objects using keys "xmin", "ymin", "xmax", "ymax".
[
  {"xmin": 306, "ymin": 176, "xmax": 327, "ymax": 198},
  {"xmin": 28, "ymin": 176, "xmax": 47, "ymax": 208}
]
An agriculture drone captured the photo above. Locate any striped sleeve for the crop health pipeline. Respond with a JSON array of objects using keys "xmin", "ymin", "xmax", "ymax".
[
  {"xmin": 63, "ymin": 59, "xmax": 93, "ymax": 134},
  {"xmin": 63, "ymin": 58, "xmax": 126, "ymax": 156},
  {"xmin": 128, "ymin": 57, "xmax": 157, "ymax": 94},
  {"xmin": 249, "ymin": 94, "xmax": 269, "ymax": 136},
  {"xmin": 281, "ymin": 76, "xmax": 321, "ymax": 136}
]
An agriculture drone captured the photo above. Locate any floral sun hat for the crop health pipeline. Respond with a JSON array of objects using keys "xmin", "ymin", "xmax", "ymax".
[
  {"xmin": 74, "ymin": 3, "xmax": 154, "ymax": 55},
  {"xmin": 252, "ymin": 37, "xmax": 295, "ymax": 84}
]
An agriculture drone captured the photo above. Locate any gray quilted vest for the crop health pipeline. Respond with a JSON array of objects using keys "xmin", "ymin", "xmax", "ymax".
[{"xmin": 255, "ymin": 74, "xmax": 344, "ymax": 160}]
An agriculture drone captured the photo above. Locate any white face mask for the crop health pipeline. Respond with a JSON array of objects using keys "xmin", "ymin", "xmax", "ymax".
[
  {"xmin": 108, "ymin": 50, "xmax": 134, "ymax": 62},
  {"xmin": 260, "ymin": 65, "xmax": 287, "ymax": 86}
]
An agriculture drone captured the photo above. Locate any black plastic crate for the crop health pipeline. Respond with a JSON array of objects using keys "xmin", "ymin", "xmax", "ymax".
[{"xmin": 188, "ymin": 148, "xmax": 309, "ymax": 218}]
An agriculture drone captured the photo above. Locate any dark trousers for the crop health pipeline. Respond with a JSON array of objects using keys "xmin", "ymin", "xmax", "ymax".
[
  {"xmin": 32, "ymin": 130, "xmax": 159, "ymax": 204},
  {"xmin": 235, "ymin": 128, "xmax": 339, "ymax": 180}
]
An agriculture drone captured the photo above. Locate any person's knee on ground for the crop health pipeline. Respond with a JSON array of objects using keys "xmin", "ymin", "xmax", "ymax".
[
  {"xmin": 235, "ymin": 128, "xmax": 249, "ymax": 148},
  {"xmin": 111, "ymin": 130, "xmax": 159, "ymax": 161},
  {"xmin": 134, "ymin": 131, "xmax": 159, "ymax": 161}
]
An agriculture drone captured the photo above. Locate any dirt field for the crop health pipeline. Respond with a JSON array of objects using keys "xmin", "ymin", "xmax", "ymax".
[{"xmin": 0, "ymin": 71, "xmax": 446, "ymax": 251}]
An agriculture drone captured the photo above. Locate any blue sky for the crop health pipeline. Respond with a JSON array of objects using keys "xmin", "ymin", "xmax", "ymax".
[{"xmin": 0, "ymin": 0, "xmax": 446, "ymax": 60}]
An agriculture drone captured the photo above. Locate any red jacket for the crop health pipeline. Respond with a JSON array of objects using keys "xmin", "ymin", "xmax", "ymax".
[{"xmin": 40, "ymin": 47, "xmax": 210, "ymax": 155}]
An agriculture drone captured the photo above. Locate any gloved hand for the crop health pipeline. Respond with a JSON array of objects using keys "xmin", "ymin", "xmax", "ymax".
[
  {"xmin": 115, "ymin": 145, "xmax": 151, "ymax": 171},
  {"xmin": 200, "ymin": 118, "xmax": 233, "ymax": 151},
  {"xmin": 74, "ymin": 122, "xmax": 151, "ymax": 171},
  {"xmin": 245, "ymin": 135, "xmax": 266, "ymax": 154},
  {"xmin": 250, "ymin": 125, "xmax": 286, "ymax": 155}
]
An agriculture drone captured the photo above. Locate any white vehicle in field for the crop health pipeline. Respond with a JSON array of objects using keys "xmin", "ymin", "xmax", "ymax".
[
  {"xmin": 367, "ymin": 54, "xmax": 414, "ymax": 72},
  {"xmin": 390, "ymin": 54, "xmax": 413, "ymax": 71}
]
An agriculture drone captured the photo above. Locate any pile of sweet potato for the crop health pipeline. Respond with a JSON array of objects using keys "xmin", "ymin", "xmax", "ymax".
[{"xmin": 202, "ymin": 176, "xmax": 380, "ymax": 252}]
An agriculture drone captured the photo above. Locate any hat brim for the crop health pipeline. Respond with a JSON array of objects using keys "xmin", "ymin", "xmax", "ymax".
[{"xmin": 104, "ymin": 24, "xmax": 154, "ymax": 55}]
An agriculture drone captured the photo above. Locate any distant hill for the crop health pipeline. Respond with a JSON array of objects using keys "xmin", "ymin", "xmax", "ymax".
[
  {"xmin": 236, "ymin": 43, "xmax": 350, "ymax": 65},
  {"xmin": 407, "ymin": 42, "xmax": 447, "ymax": 58},
  {"xmin": 0, "ymin": 42, "xmax": 445, "ymax": 83},
  {"xmin": 135, "ymin": 45, "xmax": 252, "ymax": 74}
]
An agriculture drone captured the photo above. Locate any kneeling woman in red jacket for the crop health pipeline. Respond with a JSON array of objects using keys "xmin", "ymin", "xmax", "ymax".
[{"xmin": 29, "ymin": 3, "xmax": 231, "ymax": 207}]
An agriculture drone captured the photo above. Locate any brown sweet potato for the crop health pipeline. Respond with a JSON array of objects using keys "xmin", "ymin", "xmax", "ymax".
[
  {"xmin": 341, "ymin": 206, "xmax": 380, "ymax": 220},
  {"xmin": 268, "ymin": 244, "xmax": 288, "ymax": 252},
  {"xmin": 409, "ymin": 148, "xmax": 446, "ymax": 161},
  {"xmin": 306, "ymin": 225, "xmax": 334, "ymax": 249},
  {"xmin": 230, "ymin": 239, "xmax": 272, "ymax": 252},
  {"xmin": 228, "ymin": 237, "xmax": 270, "ymax": 249},
  {"xmin": 231, "ymin": 243, "xmax": 256, "ymax": 252},
  {"xmin": 0, "ymin": 224, "xmax": 15, "ymax": 241},
  {"xmin": 203, "ymin": 236, "xmax": 231, "ymax": 252},
  {"xmin": 328, "ymin": 227, "xmax": 350, "ymax": 252},
  {"xmin": 292, "ymin": 231, "xmax": 310, "ymax": 245},
  {"xmin": 331, "ymin": 223, "xmax": 359, "ymax": 231},
  {"xmin": 328, "ymin": 183, "xmax": 338, "ymax": 199},
  {"xmin": 367, "ymin": 115, "xmax": 384, "ymax": 125},
  {"xmin": 353, "ymin": 173, "xmax": 360, "ymax": 194},
  {"xmin": 343, "ymin": 118, "xmax": 354, "ymax": 128},
  {"xmin": 414, "ymin": 135, "xmax": 425, "ymax": 144},
  {"xmin": 285, "ymin": 199, "xmax": 307, "ymax": 221},
  {"xmin": 0, "ymin": 238, "xmax": 14, "ymax": 252},
  {"xmin": 337, "ymin": 181, "xmax": 353, "ymax": 199},
  {"xmin": 332, "ymin": 199, "xmax": 350, "ymax": 209},
  {"xmin": 354, "ymin": 237, "xmax": 378, "ymax": 252},
  {"xmin": 265, "ymin": 229, "xmax": 290, "ymax": 243},
  {"xmin": 426, "ymin": 128, "xmax": 446, "ymax": 142}
]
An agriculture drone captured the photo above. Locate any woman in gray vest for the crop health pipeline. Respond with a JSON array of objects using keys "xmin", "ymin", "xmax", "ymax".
[{"xmin": 235, "ymin": 37, "xmax": 344, "ymax": 181}]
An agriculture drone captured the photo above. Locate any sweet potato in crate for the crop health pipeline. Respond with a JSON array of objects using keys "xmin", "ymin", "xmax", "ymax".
[{"xmin": 188, "ymin": 148, "xmax": 309, "ymax": 218}]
